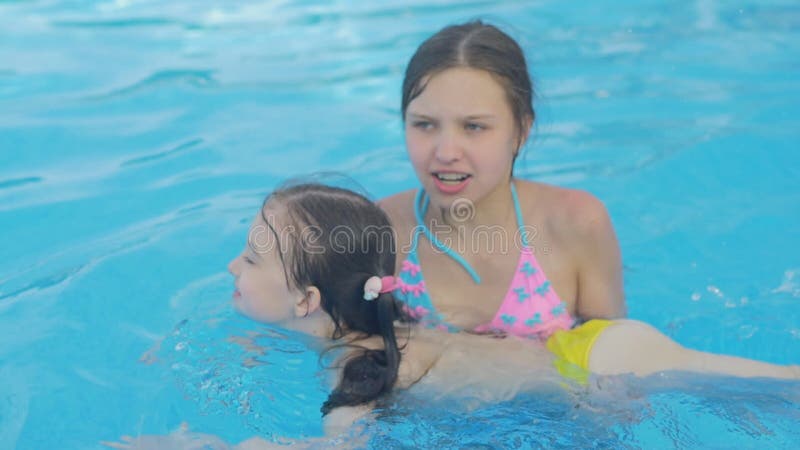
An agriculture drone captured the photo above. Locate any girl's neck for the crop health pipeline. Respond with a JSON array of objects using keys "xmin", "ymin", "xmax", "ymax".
[
  {"xmin": 426, "ymin": 179, "xmax": 517, "ymax": 236},
  {"xmin": 283, "ymin": 311, "xmax": 334, "ymax": 338}
]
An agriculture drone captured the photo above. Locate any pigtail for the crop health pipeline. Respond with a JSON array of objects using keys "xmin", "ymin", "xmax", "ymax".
[
  {"xmin": 266, "ymin": 183, "xmax": 413, "ymax": 417},
  {"xmin": 321, "ymin": 291, "xmax": 402, "ymax": 416}
]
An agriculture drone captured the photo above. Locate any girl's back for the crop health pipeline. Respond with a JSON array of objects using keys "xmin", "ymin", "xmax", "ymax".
[{"xmin": 398, "ymin": 328, "xmax": 562, "ymax": 401}]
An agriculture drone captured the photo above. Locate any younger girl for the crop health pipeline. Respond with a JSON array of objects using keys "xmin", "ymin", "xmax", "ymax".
[{"xmin": 106, "ymin": 183, "xmax": 798, "ymax": 449}]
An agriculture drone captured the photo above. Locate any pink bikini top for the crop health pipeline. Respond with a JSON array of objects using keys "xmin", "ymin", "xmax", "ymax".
[{"xmin": 393, "ymin": 183, "xmax": 575, "ymax": 338}]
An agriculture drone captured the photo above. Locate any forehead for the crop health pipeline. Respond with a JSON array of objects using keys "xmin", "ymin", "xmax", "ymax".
[
  {"xmin": 253, "ymin": 202, "xmax": 285, "ymax": 227},
  {"xmin": 408, "ymin": 66, "xmax": 511, "ymax": 117},
  {"xmin": 246, "ymin": 202, "xmax": 288, "ymax": 249}
]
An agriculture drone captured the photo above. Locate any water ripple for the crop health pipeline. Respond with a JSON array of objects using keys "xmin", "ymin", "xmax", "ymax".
[
  {"xmin": 0, "ymin": 190, "xmax": 255, "ymax": 312},
  {"xmin": 0, "ymin": 176, "xmax": 43, "ymax": 190},
  {"xmin": 52, "ymin": 17, "xmax": 190, "ymax": 29},
  {"xmin": 0, "ymin": 265, "xmax": 84, "ymax": 307},
  {"xmin": 120, "ymin": 138, "xmax": 204, "ymax": 167},
  {"xmin": 89, "ymin": 69, "xmax": 217, "ymax": 100}
]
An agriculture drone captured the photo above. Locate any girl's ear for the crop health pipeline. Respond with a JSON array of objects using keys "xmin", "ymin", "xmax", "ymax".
[{"xmin": 295, "ymin": 286, "xmax": 322, "ymax": 318}]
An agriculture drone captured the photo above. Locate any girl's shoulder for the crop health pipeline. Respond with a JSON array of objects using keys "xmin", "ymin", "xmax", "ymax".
[
  {"xmin": 516, "ymin": 179, "xmax": 613, "ymax": 241},
  {"xmin": 377, "ymin": 189, "xmax": 418, "ymax": 231}
]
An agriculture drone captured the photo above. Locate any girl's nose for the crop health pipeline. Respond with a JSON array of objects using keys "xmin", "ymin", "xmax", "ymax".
[
  {"xmin": 228, "ymin": 257, "xmax": 239, "ymax": 276},
  {"xmin": 434, "ymin": 129, "xmax": 462, "ymax": 164}
]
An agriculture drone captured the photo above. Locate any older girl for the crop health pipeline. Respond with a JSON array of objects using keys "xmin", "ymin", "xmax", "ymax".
[{"xmin": 381, "ymin": 21, "xmax": 626, "ymax": 337}]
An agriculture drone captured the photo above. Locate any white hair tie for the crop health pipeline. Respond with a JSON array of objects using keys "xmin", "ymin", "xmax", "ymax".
[{"xmin": 363, "ymin": 276, "xmax": 397, "ymax": 300}]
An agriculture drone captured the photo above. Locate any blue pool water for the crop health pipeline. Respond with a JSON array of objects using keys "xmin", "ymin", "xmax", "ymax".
[{"xmin": 1, "ymin": 0, "xmax": 799, "ymax": 448}]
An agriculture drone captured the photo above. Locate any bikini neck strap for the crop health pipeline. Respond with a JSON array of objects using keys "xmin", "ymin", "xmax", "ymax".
[
  {"xmin": 412, "ymin": 181, "xmax": 527, "ymax": 284},
  {"xmin": 510, "ymin": 182, "xmax": 530, "ymax": 248}
]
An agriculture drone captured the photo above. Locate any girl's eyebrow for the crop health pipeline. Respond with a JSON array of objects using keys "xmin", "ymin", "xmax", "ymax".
[
  {"xmin": 407, "ymin": 112, "xmax": 495, "ymax": 121},
  {"xmin": 406, "ymin": 112, "xmax": 435, "ymax": 120},
  {"xmin": 247, "ymin": 240, "xmax": 263, "ymax": 258}
]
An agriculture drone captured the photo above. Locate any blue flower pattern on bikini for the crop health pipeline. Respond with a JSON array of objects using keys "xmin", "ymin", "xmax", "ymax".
[
  {"xmin": 520, "ymin": 261, "xmax": 537, "ymax": 277},
  {"xmin": 514, "ymin": 287, "xmax": 530, "ymax": 303},
  {"xmin": 501, "ymin": 314, "xmax": 517, "ymax": 325},
  {"xmin": 393, "ymin": 186, "xmax": 577, "ymax": 337},
  {"xmin": 535, "ymin": 281, "xmax": 551, "ymax": 296},
  {"xmin": 525, "ymin": 313, "xmax": 542, "ymax": 327}
]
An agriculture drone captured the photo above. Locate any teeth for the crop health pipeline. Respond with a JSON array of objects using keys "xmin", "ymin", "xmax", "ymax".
[{"xmin": 436, "ymin": 173, "xmax": 468, "ymax": 182}]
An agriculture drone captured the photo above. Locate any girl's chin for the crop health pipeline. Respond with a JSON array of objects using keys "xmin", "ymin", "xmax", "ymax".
[
  {"xmin": 232, "ymin": 300, "xmax": 289, "ymax": 325},
  {"xmin": 231, "ymin": 300, "xmax": 249, "ymax": 318},
  {"xmin": 427, "ymin": 191, "xmax": 475, "ymax": 209},
  {"xmin": 231, "ymin": 297, "xmax": 259, "ymax": 320}
]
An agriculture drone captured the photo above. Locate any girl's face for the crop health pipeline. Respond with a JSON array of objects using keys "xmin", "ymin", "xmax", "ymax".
[
  {"xmin": 227, "ymin": 207, "xmax": 304, "ymax": 324},
  {"xmin": 404, "ymin": 66, "xmax": 525, "ymax": 209}
]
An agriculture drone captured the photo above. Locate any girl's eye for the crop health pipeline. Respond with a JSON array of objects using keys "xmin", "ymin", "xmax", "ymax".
[
  {"xmin": 243, "ymin": 256, "xmax": 255, "ymax": 265},
  {"xmin": 412, "ymin": 120, "xmax": 434, "ymax": 130},
  {"xmin": 465, "ymin": 122, "xmax": 485, "ymax": 131}
]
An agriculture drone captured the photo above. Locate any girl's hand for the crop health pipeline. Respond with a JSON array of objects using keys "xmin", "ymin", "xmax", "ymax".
[{"xmin": 101, "ymin": 422, "xmax": 231, "ymax": 450}]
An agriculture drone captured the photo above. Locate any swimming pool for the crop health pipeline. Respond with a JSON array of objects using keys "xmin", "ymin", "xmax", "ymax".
[{"xmin": 1, "ymin": 0, "xmax": 799, "ymax": 448}]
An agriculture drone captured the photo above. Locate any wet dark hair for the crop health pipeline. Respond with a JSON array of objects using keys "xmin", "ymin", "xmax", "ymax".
[
  {"xmin": 261, "ymin": 183, "xmax": 412, "ymax": 416},
  {"xmin": 402, "ymin": 20, "xmax": 535, "ymax": 152}
]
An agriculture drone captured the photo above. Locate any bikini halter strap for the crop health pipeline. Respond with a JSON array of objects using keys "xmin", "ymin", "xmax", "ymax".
[
  {"xmin": 511, "ymin": 182, "xmax": 530, "ymax": 248},
  {"xmin": 412, "ymin": 181, "xmax": 527, "ymax": 285}
]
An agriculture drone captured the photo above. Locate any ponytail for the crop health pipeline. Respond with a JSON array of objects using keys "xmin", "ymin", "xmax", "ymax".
[
  {"xmin": 261, "ymin": 183, "xmax": 412, "ymax": 416},
  {"xmin": 321, "ymin": 291, "xmax": 403, "ymax": 416}
]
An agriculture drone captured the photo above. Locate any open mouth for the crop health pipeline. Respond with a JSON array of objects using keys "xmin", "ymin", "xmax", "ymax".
[
  {"xmin": 431, "ymin": 172, "xmax": 472, "ymax": 194},
  {"xmin": 433, "ymin": 172, "xmax": 471, "ymax": 184}
]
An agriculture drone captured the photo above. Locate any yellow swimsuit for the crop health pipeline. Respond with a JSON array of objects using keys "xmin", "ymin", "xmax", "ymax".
[{"xmin": 545, "ymin": 319, "xmax": 613, "ymax": 382}]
